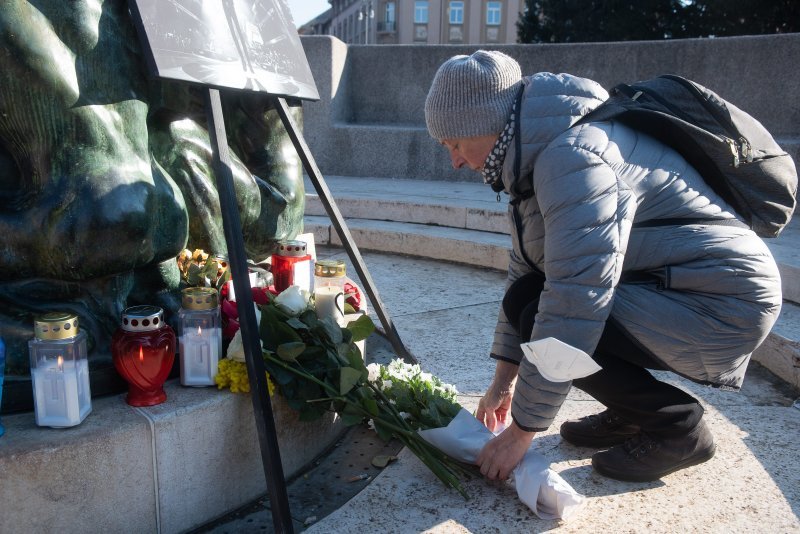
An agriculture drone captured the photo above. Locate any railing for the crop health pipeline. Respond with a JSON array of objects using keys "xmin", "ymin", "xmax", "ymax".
[{"xmin": 377, "ymin": 20, "xmax": 396, "ymax": 32}]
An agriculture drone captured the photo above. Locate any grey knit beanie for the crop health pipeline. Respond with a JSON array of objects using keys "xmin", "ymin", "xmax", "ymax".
[{"xmin": 425, "ymin": 50, "xmax": 522, "ymax": 140}]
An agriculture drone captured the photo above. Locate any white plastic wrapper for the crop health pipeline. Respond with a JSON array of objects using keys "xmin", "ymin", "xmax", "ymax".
[
  {"xmin": 520, "ymin": 337, "xmax": 602, "ymax": 382},
  {"xmin": 419, "ymin": 409, "xmax": 585, "ymax": 520}
]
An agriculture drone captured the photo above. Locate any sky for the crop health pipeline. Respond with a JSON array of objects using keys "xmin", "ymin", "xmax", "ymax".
[{"xmin": 286, "ymin": 0, "xmax": 331, "ymax": 27}]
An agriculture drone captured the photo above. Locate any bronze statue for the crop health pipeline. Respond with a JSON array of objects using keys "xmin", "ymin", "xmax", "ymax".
[{"xmin": 0, "ymin": 0, "xmax": 305, "ymax": 409}]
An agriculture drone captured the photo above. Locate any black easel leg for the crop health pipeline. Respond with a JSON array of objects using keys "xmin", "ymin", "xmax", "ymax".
[{"xmin": 205, "ymin": 88, "xmax": 294, "ymax": 534}]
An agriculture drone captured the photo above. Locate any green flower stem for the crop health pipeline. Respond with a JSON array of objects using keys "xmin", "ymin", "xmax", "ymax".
[
  {"xmin": 265, "ymin": 353, "xmax": 425, "ymax": 441},
  {"xmin": 367, "ymin": 397, "xmax": 472, "ymax": 477},
  {"xmin": 367, "ymin": 382, "xmax": 472, "ymax": 480},
  {"xmin": 368, "ymin": 382, "xmax": 410, "ymax": 422},
  {"xmin": 263, "ymin": 352, "xmax": 470, "ymax": 498}
]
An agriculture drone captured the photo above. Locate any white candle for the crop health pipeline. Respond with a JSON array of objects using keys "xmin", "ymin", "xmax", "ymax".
[
  {"xmin": 32, "ymin": 357, "xmax": 91, "ymax": 428},
  {"xmin": 180, "ymin": 324, "xmax": 221, "ymax": 386},
  {"xmin": 76, "ymin": 358, "xmax": 92, "ymax": 420},
  {"xmin": 293, "ymin": 260, "xmax": 312, "ymax": 292},
  {"xmin": 314, "ymin": 286, "xmax": 345, "ymax": 326},
  {"xmin": 223, "ymin": 272, "xmax": 261, "ymax": 302}
]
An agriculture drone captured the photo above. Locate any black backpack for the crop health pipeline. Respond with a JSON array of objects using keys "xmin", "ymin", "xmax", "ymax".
[{"xmin": 576, "ymin": 74, "xmax": 798, "ymax": 238}]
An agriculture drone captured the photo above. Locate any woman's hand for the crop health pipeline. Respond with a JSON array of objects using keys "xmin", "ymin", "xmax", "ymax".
[
  {"xmin": 476, "ymin": 384, "xmax": 512, "ymax": 432},
  {"xmin": 476, "ymin": 423, "xmax": 536, "ymax": 480},
  {"xmin": 476, "ymin": 360, "xmax": 519, "ymax": 432}
]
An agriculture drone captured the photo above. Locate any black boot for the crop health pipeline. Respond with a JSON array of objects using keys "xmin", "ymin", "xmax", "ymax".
[
  {"xmin": 591, "ymin": 419, "xmax": 716, "ymax": 482},
  {"xmin": 560, "ymin": 410, "xmax": 641, "ymax": 448}
]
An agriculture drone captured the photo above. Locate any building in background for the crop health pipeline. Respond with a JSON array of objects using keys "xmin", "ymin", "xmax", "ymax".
[
  {"xmin": 300, "ymin": 1, "xmax": 523, "ymax": 45},
  {"xmin": 297, "ymin": 8, "xmax": 334, "ymax": 36}
]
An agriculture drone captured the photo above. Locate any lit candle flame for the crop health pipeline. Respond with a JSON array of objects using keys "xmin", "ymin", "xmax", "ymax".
[
  {"xmin": 139, "ymin": 346, "xmax": 144, "ymax": 363},
  {"xmin": 57, "ymin": 355, "xmax": 64, "ymax": 372},
  {"xmin": 197, "ymin": 325, "xmax": 203, "ymax": 336}
]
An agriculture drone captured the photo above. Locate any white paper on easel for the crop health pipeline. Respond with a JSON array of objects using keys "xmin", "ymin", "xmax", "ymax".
[
  {"xmin": 520, "ymin": 337, "xmax": 602, "ymax": 382},
  {"xmin": 419, "ymin": 409, "xmax": 585, "ymax": 521}
]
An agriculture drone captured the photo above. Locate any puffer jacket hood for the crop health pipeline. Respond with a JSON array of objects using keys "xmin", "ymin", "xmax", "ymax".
[{"xmin": 500, "ymin": 73, "xmax": 609, "ymax": 198}]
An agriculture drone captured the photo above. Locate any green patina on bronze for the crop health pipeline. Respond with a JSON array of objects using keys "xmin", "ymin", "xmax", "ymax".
[{"xmin": 0, "ymin": 0, "xmax": 305, "ymax": 403}]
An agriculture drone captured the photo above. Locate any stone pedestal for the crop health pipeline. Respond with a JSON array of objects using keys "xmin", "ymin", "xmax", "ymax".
[{"xmin": 0, "ymin": 380, "xmax": 344, "ymax": 533}]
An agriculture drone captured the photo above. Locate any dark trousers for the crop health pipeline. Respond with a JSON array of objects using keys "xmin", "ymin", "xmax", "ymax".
[{"xmin": 504, "ymin": 271, "xmax": 703, "ymax": 437}]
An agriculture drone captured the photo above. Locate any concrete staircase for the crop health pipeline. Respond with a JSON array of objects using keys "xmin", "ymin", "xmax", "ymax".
[{"xmin": 305, "ymin": 175, "xmax": 800, "ymax": 391}]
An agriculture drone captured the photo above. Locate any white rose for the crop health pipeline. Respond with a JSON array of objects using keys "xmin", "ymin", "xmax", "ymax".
[
  {"xmin": 366, "ymin": 363, "xmax": 381, "ymax": 382},
  {"xmin": 225, "ymin": 304, "xmax": 262, "ymax": 363},
  {"xmin": 274, "ymin": 285, "xmax": 309, "ymax": 316},
  {"xmin": 227, "ymin": 330, "xmax": 245, "ymax": 362}
]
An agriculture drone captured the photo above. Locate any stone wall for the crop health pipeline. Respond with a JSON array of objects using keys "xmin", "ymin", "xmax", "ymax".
[{"xmin": 299, "ymin": 33, "xmax": 800, "ymax": 182}]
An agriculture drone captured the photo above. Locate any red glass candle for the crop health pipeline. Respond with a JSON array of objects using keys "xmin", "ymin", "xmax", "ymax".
[
  {"xmin": 271, "ymin": 240, "xmax": 312, "ymax": 292},
  {"xmin": 111, "ymin": 306, "xmax": 176, "ymax": 407}
]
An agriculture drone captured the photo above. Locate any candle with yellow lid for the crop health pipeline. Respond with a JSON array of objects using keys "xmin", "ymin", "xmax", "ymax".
[
  {"xmin": 179, "ymin": 287, "xmax": 221, "ymax": 387},
  {"xmin": 314, "ymin": 260, "xmax": 346, "ymax": 326},
  {"xmin": 28, "ymin": 312, "xmax": 92, "ymax": 428}
]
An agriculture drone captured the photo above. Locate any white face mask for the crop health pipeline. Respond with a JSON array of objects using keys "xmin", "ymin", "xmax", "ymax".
[{"xmin": 520, "ymin": 337, "xmax": 602, "ymax": 382}]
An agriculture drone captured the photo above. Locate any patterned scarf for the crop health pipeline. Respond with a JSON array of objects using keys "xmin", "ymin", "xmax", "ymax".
[{"xmin": 480, "ymin": 98, "xmax": 517, "ymax": 192}]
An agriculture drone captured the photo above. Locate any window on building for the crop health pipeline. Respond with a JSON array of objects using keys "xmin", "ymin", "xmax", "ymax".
[
  {"xmin": 414, "ymin": 1, "xmax": 429, "ymax": 24},
  {"xmin": 386, "ymin": 2, "xmax": 396, "ymax": 23},
  {"xmin": 486, "ymin": 1, "xmax": 501, "ymax": 25},
  {"xmin": 449, "ymin": 1, "xmax": 464, "ymax": 24}
]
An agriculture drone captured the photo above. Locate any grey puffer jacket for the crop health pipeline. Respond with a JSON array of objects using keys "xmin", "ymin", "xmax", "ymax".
[{"xmin": 490, "ymin": 73, "xmax": 783, "ymax": 432}]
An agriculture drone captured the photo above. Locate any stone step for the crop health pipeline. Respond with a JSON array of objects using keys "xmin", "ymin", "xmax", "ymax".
[
  {"xmin": 305, "ymin": 215, "xmax": 511, "ymax": 272},
  {"xmin": 761, "ymin": 219, "xmax": 800, "ymax": 306},
  {"xmin": 754, "ymin": 300, "xmax": 800, "ymax": 390},
  {"xmin": 305, "ymin": 191, "xmax": 508, "ymax": 234},
  {"xmin": 305, "ymin": 176, "xmax": 800, "ymax": 304},
  {"xmin": 304, "ymin": 177, "xmax": 800, "ymax": 390}
]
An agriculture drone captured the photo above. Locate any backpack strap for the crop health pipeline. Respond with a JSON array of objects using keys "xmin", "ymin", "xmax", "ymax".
[
  {"xmin": 575, "ymin": 94, "xmax": 752, "ymax": 233},
  {"xmin": 572, "ymin": 83, "xmax": 633, "ymax": 128},
  {"xmin": 633, "ymin": 217, "xmax": 749, "ymax": 229}
]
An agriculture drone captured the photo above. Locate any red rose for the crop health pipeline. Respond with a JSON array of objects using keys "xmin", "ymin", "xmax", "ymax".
[
  {"xmin": 251, "ymin": 287, "xmax": 270, "ymax": 306},
  {"xmin": 222, "ymin": 318, "xmax": 240, "ymax": 339},
  {"xmin": 344, "ymin": 282, "xmax": 361, "ymax": 311},
  {"xmin": 221, "ymin": 298, "xmax": 239, "ymax": 320}
]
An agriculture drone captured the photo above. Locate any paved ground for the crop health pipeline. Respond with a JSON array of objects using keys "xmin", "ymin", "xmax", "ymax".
[{"xmin": 204, "ymin": 246, "xmax": 800, "ymax": 534}]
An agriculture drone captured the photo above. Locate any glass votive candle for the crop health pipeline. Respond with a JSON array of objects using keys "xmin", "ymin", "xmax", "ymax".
[
  {"xmin": 272, "ymin": 239, "xmax": 312, "ymax": 293},
  {"xmin": 314, "ymin": 260, "xmax": 347, "ymax": 326},
  {"xmin": 178, "ymin": 287, "xmax": 222, "ymax": 387},
  {"xmin": 28, "ymin": 312, "xmax": 92, "ymax": 428},
  {"xmin": 111, "ymin": 306, "xmax": 176, "ymax": 407}
]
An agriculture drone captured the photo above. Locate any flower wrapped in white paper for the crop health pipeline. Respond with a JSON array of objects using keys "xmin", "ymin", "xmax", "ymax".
[{"xmin": 419, "ymin": 409, "xmax": 585, "ymax": 520}]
